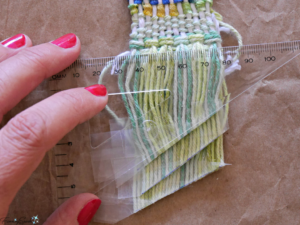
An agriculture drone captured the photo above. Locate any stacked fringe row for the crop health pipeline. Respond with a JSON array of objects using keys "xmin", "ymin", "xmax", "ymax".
[{"xmin": 98, "ymin": 0, "xmax": 242, "ymax": 213}]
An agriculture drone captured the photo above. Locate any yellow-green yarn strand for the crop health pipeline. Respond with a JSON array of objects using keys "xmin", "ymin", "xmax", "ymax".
[
  {"xmin": 143, "ymin": 48, "xmax": 160, "ymax": 153},
  {"xmin": 149, "ymin": 51, "xmax": 167, "ymax": 152},
  {"xmin": 206, "ymin": 0, "xmax": 213, "ymax": 6},
  {"xmin": 159, "ymin": 37, "xmax": 174, "ymax": 46},
  {"xmin": 154, "ymin": 51, "xmax": 170, "ymax": 152},
  {"xmin": 182, "ymin": 2, "xmax": 193, "ymax": 15},
  {"xmin": 128, "ymin": 4, "xmax": 138, "ymax": 15},
  {"xmin": 195, "ymin": 0, "xmax": 206, "ymax": 12}
]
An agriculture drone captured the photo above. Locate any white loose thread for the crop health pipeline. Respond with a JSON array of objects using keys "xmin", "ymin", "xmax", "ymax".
[
  {"xmin": 152, "ymin": 6, "xmax": 159, "ymax": 41},
  {"xmin": 125, "ymin": 50, "xmax": 150, "ymax": 161},
  {"xmin": 224, "ymin": 55, "xmax": 241, "ymax": 76},
  {"xmin": 181, "ymin": 44, "xmax": 188, "ymax": 136},
  {"xmin": 170, "ymin": 0, "xmax": 179, "ymax": 36},
  {"xmin": 164, "ymin": 5, "xmax": 173, "ymax": 37},
  {"xmin": 158, "ymin": 0, "xmax": 166, "ymax": 37},
  {"xmin": 137, "ymin": 5, "xmax": 146, "ymax": 44},
  {"xmin": 205, "ymin": 2, "xmax": 216, "ymax": 32},
  {"xmin": 129, "ymin": 0, "xmax": 138, "ymax": 39},
  {"xmin": 111, "ymin": 51, "xmax": 131, "ymax": 75},
  {"xmin": 198, "ymin": 4, "xmax": 209, "ymax": 35},
  {"xmin": 191, "ymin": 3, "xmax": 202, "ymax": 34},
  {"xmin": 144, "ymin": 0, "xmax": 153, "ymax": 38},
  {"xmin": 177, "ymin": 3, "xmax": 187, "ymax": 37},
  {"xmin": 211, "ymin": 13, "xmax": 220, "ymax": 34}
]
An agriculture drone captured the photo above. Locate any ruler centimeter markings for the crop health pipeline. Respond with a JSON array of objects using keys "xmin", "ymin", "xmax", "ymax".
[
  {"xmin": 54, "ymin": 154, "xmax": 67, "ymax": 156},
  {"xmin": 54, "ymin": 141, "xmax": 76, "ymax": 202},
  {"xmin": 57, "ymin": 185, "xmax": 76, "ymax": 189},
  {"xmin": 50, "ymin": 40, "xmax": 300, "ymax": 82},
  {"xmin": 48, "ymin": 40, "xmax": 300, "ymax": 203},
  {"xmin": 56, "ymin": 142, "xmax": 73, "ymax": 146},
  {"xmin": 56, "ymin": 163, "xmax": 74, "ymax": 167}
]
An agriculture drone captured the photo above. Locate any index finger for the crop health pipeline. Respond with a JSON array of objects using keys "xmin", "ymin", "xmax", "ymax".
[
  {"xmin": 0, "ymin": 33, "xmax": 80, "ymax": 121},
  {"xmin": 0, "ymin": 34, "xmax": 33, "ymax": 63},
  {"xmin": 0, "ymin": 85, "xmax": 108, "ymax": 215}
]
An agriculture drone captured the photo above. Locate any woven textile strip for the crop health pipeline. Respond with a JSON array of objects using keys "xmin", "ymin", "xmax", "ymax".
[
  {"xmin": 99, "ymin": 0, "xmax": 230, "ymax": 161},
  {"xmin": 97, "ymin": 0, "xmax": 242, "ymax": 213},
  {"xmin": 124, "ymin": 0, "xmax": 242, "ymax": 211}
]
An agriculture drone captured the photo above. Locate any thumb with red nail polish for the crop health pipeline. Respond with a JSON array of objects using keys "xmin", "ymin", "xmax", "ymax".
[
  {"xmin": 85, "ymin": 84, "xmax": 107, "ymax": 96},
  {"xmin": 44, "ymin": 194, "xmax": 101, "ymax": 225}
]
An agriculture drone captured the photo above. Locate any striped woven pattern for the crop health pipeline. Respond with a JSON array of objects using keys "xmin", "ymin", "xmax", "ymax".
[{"xmin": 97, "ymin": 0, "xmax": 242, "ymax": 214}]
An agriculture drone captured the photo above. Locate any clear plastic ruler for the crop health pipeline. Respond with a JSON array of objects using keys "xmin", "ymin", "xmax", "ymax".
[{"xmin": 42, "ymin": 40, "xmax": 300, "ymax": 207}]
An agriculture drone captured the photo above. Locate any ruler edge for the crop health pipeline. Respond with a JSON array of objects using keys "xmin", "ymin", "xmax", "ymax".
[{"xmin": 63, "ymin": 40, "xmax": 300, "ymax": 70}]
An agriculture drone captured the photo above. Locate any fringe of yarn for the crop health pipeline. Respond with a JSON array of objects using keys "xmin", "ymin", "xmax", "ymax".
[{"xmin": 97, "ymin": 0, "xmax": 243, "ymax": 211}]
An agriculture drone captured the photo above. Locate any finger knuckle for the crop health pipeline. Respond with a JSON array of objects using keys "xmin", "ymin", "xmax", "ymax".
[
  {"xmin": 0, "ymin": 67, "xmax": 9, "ymax": 95},
  {"xmin": 0, "ymin": 75, "xmax": 6, "ymax": 116},
  {"xmin": 17, "ymin": 48, "xmax": 49, "ymax": 78},
  {"xmin": 3, "ymin": 111, "xmax": 47, "ymax": 149},
  {"xmin": 0, "ymin": 50, "xmax": 10, "ymax": 62},
  {"xmin": 57, "ymin": 203, "xmax": 75, "ymax": 222},
  {"xmin": 58, "ymin": 91, "xmax": 84, "ymax": 114},
  {"xmin": 0, "ymin": 76, "xmax": 5, "ymax": 93}
]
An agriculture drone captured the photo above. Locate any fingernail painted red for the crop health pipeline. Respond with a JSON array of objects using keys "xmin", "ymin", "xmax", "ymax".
[
  {"xmin": 1, "ymin": 34, "xmax": 26, "ymax": 49},
  {"xmin": 51, "ymin": 33, "xmax": 77, "ymax": 49},
  {"xmin": 77, "ymin": 199, "xmax": 101, "ymax": 225},
  {"xmin": 85, "ymin": 84, "xmax": 107, "ymax": 96}
]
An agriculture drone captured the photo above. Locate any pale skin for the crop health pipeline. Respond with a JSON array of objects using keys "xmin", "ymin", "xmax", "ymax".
[{"xmin": 0, "ymin": 34, "xmax": 108, "ymax": 224}]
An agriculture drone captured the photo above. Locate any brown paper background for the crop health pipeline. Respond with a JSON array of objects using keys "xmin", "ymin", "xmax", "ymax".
[{"xmin": 1, "ymin": 0, "xmax": 300, "ymax": 224}]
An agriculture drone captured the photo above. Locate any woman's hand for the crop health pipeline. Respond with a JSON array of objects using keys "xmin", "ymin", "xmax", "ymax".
[{"xmin": 0, "ymin": 33, "xmax": 108, "ymax": 225}]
